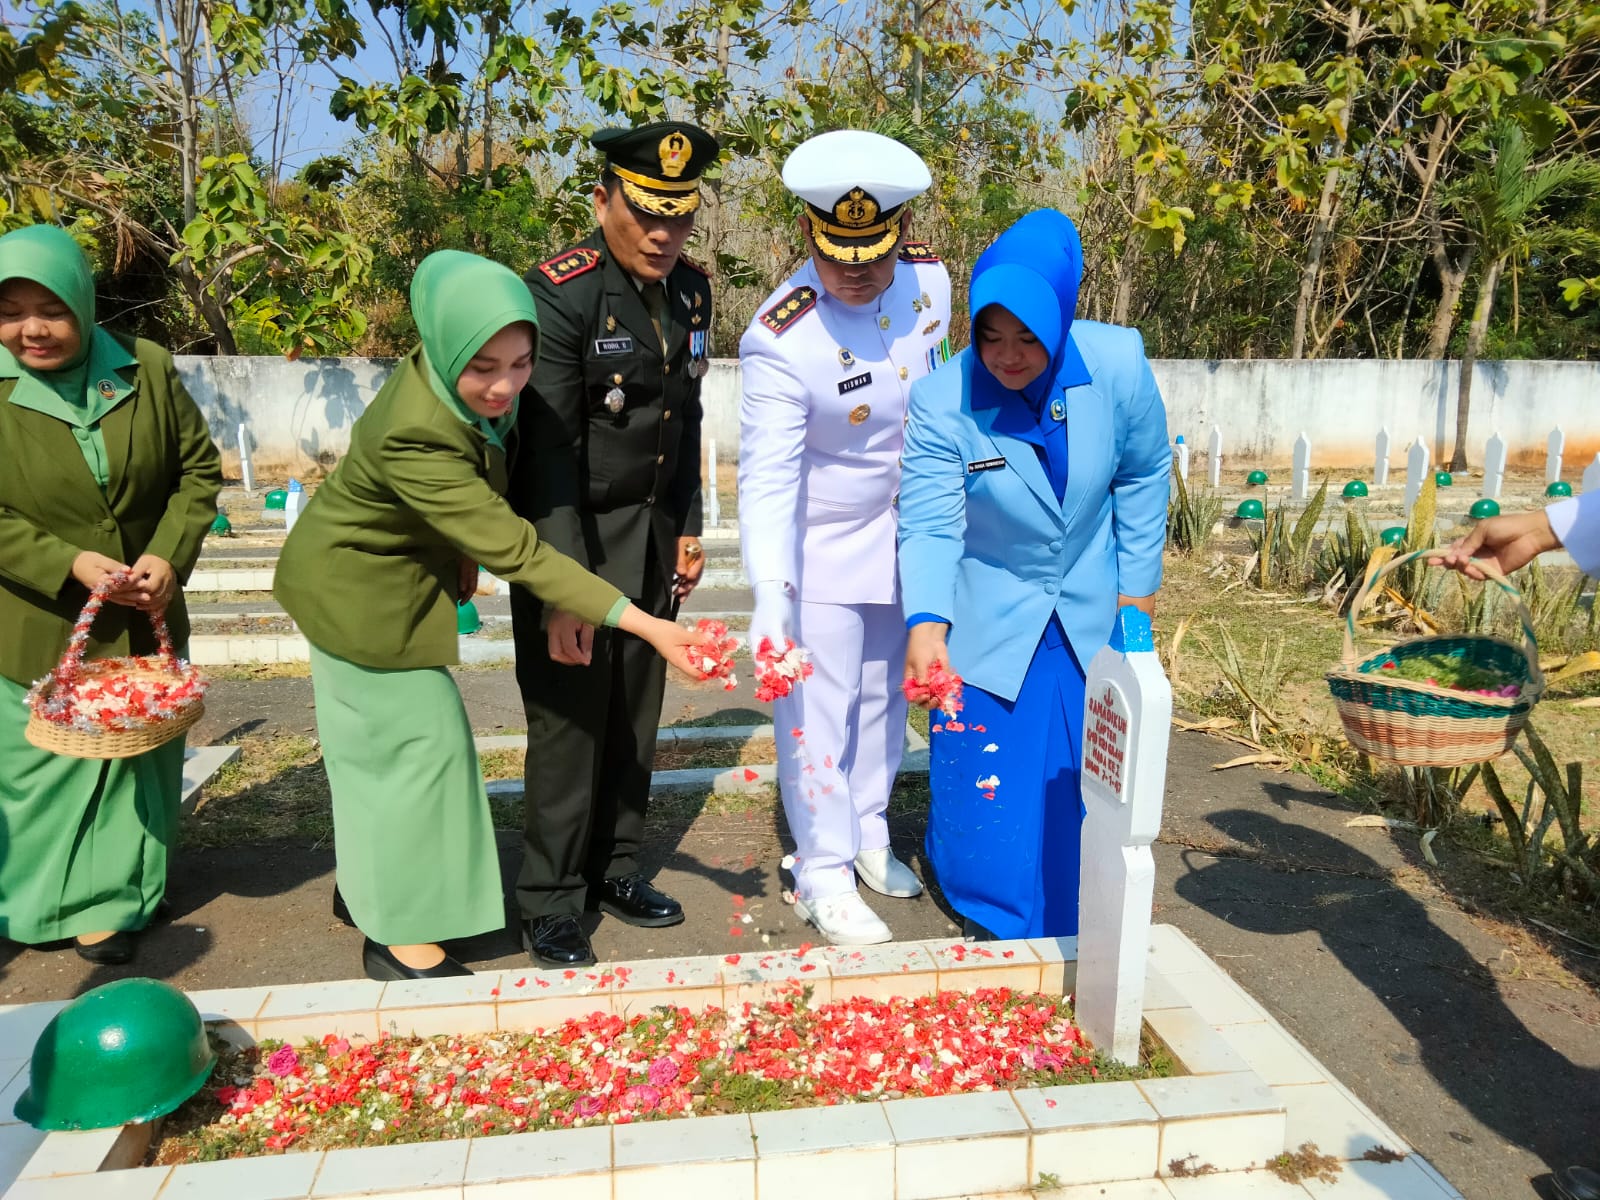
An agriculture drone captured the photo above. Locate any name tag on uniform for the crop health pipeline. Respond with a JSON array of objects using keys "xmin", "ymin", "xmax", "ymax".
[
  {"xmin": 967, "ymin": 456, "xmax": 1007, "ymax": 474},
  {"xmin": 838, "ymin": 371, "xmax": 872, "ymax": 394},
  {"xmin": 594, "ymin": 336, "xmax": 633, "ymax": 356}
]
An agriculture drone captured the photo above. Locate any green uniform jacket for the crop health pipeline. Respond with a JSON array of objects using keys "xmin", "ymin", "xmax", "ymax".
[
  {"xmin": 510, "ymin": 229, "xmax": 707, "ymax": 596},
  {"xmin": 0, "ymin": 336, "xmax": 221, "ymax": 687},
  {"xmin": 274, "ymin": 347, "xmax": 626, "ymax": 671}
]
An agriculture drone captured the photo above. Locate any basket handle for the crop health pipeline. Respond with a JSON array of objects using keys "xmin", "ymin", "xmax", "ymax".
[
  {"xmin": 1342, "ymin": 547, "xmax": 1543, "ymax": 689},
  {"xmin": 53, "ymin": 571, "xmax": 179, "ymax": 686}
]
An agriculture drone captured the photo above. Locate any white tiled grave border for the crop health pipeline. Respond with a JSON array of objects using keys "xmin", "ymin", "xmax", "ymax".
[{"xmin": 3, "ymin": 925, "xmax": 1460, "ymax": 1200}]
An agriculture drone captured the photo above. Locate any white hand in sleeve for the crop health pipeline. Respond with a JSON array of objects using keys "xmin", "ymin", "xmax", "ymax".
[{"xmin": 750, "ymin": 581, "xmax": 797, "ymax": 655}]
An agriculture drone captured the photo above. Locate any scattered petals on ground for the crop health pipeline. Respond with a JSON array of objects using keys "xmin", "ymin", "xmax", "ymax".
[{"xmin": 156, "ymin": 987, "xmax": 1142, "ymax": 1162}]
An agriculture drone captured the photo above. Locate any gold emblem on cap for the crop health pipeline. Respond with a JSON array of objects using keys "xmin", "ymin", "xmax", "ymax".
[
  {"xmin": 834, "ymin": 188, "xmax": 879, "ymax": 230},
  {"xmin": 659, "ymin": 131, "xmax": 690, "ymax": 179},
  {"xmin": 849, "ymin": 403, "xmax": 871, "ymax": 425}
]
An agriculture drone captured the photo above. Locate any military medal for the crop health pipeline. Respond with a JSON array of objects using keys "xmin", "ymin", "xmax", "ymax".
[
  {"xmin": 605, "ymin": 386, "xmax": 626, "ymax": 413},
  {"xmin": 1049, "ymin": 397, "xmax": 1067, "ymax": 422},
  {"xmin": 688, "ymin": 329, "xmax": 708, "ymax": 378},
  {"xmin": 849, "ymin": 404, "xmax": 871, "ymax": 425},
  {"xmin": 838, "ymin": 347, "xmax": 855, "ymax": 367}
]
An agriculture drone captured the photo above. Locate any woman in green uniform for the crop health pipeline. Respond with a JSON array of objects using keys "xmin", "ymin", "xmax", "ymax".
[
  {"xmin": 275, "ymin": 249, "xmax": 701, "ymax": 982},
  {"xmin": 0, "ymin": 224, "xmax": 222, "ymax": 966}
]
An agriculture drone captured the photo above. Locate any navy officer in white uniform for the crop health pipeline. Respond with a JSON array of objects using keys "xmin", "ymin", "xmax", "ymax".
[{"xmin": 737, "ymin": 130, "xmax": 953, "ymax": 944}]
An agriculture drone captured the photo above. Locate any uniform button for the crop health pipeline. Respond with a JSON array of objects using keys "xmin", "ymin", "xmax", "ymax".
[
  {"xmin": 98, "ymin": 518, "xmax": 116, "ymax": 533},
  {"xmin": 663, "ymin": 363, "xmax": 671, "ymax": 375},
  {"xmin": 656, "ymin": 454, "xmax": 665, "ymax": 464},
  {"xmin": 1044, "ymin": 581, "xmax": 1058, "ymax": 595},
  {"xmin": 1050, "ymin": 541, "xmax": 1062, "ymax": 553},
  {"xmin": 891, "ymin": 492, "xmax": 899, "ymax": 508},
  {"xmin": 645, "ymin": 495, "xmax": 656, "ymax": 505},
  {"xmin": 898, "ymin": 367, "xmax": 908, "ymax": 380},
  {"xmin": 663, "ymin": 410, "xmax": 672, "ymax": 420}
]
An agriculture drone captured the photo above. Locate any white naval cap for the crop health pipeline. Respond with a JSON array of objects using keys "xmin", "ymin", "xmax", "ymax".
[{"xmin": 782, "ymin": 130, "xmax": 932, "ymax": 264}]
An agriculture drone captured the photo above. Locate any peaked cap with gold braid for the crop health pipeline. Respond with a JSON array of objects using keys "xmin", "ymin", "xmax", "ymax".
[
  {"xmin": 782, "ymin": 130, "xmax": 933, "ymax": 264},
  {"xmin": 592, "ymin": 121, "xmax": 720, "ymax": 218}
]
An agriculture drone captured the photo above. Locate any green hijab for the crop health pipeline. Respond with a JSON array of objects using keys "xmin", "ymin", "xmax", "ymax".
[
  {"xmin": 410, "ymin": 249, "xmax": 540, "ymax": 450},
  {"xmin": 0, "ymin": 224, "xmax": 137, "ymax": 427}
]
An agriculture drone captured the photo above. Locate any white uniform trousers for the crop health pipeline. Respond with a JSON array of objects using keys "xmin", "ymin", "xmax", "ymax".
[{"xmin": 775, "ymin": 600, "xmax": 908, "ymax": 901}]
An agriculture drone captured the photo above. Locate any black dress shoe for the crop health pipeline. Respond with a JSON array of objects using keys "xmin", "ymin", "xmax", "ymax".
[
  {"xmin": 74, "ymin": 930, "xmax": 137, "ymax": 965},
  {"xmin": 523, "ymin": 915, "xmax": 597, "ymax": 968},
  {"xmin": 1554, "ymin": 1166, "xmax": 1600, "ymax": 1200},
  {"xmin": 961, "ymin": 916, "xmax": 997, "ymax": 943},
  {"xmin": 361, "ymin": 938, "xmax": 472, "ymax": 981},
  {"xmin": 332, "ymin": 886, "xmax": 355, "ymax": 927},
  {"xmin": 597, "ymin": 873, "xmax": 684, "ymax": 928}
]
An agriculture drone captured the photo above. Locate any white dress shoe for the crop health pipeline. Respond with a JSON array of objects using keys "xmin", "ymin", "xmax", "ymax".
[
  {"xmin": 793, "ymin": 889, "xmax": 893, "ymax": 946},
  {"xmin": 854, "ymin": 847, "xmax": 924, "ymax": 898}
]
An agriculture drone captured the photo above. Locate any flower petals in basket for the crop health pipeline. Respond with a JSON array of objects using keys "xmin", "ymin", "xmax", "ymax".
[
  {"xmin": 24, "ymin": 572, "xmax": 207, "ymax": 759},
  {"xmin": 1324, "ymin": 549, "xmax": 1544, "ymax": 767}
]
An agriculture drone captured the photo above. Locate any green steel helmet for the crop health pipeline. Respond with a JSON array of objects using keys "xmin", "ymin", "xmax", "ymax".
[
  {"xmin": 1380, "ymin": 526, "xmax": 1406, "ymax": 545},
  {"xmin": 456, "ymin": 599, "xmax": 482, "ymax": 635},
  {"xmin": 210, "ymin": 512, "xmax": 233, "ymax": 535},
  {"xmin": 1547, "ymin": 481, "xmax": 1573, "ymax": 497},
  {"xmin": 1246, "ymin": 469, "xmax": 1268, "ymax": 486},
  {"xmin": 264, "ymin": 488, "xmax": 288, "ymax": 510},
  {"xmin": 1341, "ymin": 480, "xmax": 1368, "ymax": 498},
  {"xmin": 1470, "ymin": 498, "xmax": 1500, "ymax": 519},
  {"xmin": 13, "ymin": 979, "xmax": 216, "ymax": 1131},
  {"xmin": 1235, "ymin": 498, "xmax": 1265, "ymax": 520},
  {"xmin": 1434, "ymin": 471, "xmax": 1453, "ymax": 487}
]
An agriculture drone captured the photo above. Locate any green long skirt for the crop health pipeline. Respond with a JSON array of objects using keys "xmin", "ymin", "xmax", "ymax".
[
  {"xmin": 308, "ymin": 646, "xmax": 504, "ymax": 946},
  {"xmin": 0, "ymin": 676, "xmax": 185, "ymax": 944}
]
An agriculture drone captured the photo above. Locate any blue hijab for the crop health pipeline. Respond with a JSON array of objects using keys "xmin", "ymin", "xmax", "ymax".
[{"xmin": 968, "ymin": 210, "xmax": 1092, "ymax": 500}]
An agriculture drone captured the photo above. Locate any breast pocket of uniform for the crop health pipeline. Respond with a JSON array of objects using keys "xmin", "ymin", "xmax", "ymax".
[{"xmin": 583, "ymin": 352, "xmax": 649, "ymax": 485}]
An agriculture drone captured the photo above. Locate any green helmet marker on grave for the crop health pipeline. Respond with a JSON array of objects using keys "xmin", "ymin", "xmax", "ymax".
[
  {"xmin": 13, "ymin": 978, "xmax": 215, "ymax": 1131},
  {"xmin": 457, "ymin": 600, "xmax": 482, "ymax": 635},
  {"xmin": 1470, "ymin": 499, "xmax": 1500, "ymax": 519},
  {"xmin": 1547, "ymin": 481, "xmax": 1573, "ymax": 498},
  {"xmin": 1246, "ymin": 470, "xmax": 1268, "ymax": 486},
  {"xmin": 264, "ymin": 488, "xmax": 288, "ymax": 510},
  {"xmin": 1434, "ymin": 471, "xmax": 1453, "ymax": 487},
  {"xmin": 1380, "ymin": 526, "xmax": 1406, "ymax": 545},
  {"xmin": 1341, "ymin": 480, "xmax": 1368, "ymax": 499},
  {"xmin": 1235, "ymin": 498, "xmax": 1265, "ymax": 520}
]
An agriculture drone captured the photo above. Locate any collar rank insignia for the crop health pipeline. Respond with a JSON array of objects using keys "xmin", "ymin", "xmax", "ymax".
[
  {"xmin": 897, "ymin": 241, "xmax": 941, "ymax": 264},
  {"xmin": 760, "ymin": 286, "xmax": 817, "ymax": 336},
  {"xmin": 537, "ymin": 247, "xmax": 602, "ymax": 285}
]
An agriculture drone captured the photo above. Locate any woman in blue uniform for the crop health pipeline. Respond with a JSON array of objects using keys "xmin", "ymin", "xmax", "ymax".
[{"xmin": 898, "ymin": 209, "xmax": 1170, "ymax": 940}]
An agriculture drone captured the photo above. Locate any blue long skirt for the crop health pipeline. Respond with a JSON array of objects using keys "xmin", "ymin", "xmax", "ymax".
[{"xmin": 926, "ymin": 616, "xmax": 1086, "ymax": 939}]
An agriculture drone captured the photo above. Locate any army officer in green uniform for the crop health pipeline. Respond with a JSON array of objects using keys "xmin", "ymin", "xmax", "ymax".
[
  {"xmin": 275, "ymin": 250, "xmax": 701, "ymax": 982},
  {"xmin": 0, "ymin": 223, "xmax": 222, "ymax": 967},
  {"xmin": 510, "ymin": 121, "xmax": 718, "ymax": 968}
]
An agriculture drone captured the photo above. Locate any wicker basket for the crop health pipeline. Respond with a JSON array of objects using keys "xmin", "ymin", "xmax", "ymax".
[
  {"xmin": 24, "ymin": 576, "xmax": 206, "ymax": 760},
  {"xmin": 1325, "ymin": 548, "xmax": 1544, "ymax": 767}
]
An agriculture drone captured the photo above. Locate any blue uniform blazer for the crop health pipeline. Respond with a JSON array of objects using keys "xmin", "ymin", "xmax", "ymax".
[{"xmin": 898, "ymin": 320, "xmax": 1171, "ymax": 702}]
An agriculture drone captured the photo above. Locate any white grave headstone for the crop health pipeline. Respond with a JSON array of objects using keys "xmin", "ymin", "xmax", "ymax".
[
  {"xmin": 1482, "ymin": 432, "xmax": 1506, "ymax": 501},
  {"xmin": 1547, "ymin": 428, "xmax": 1565, "ymax": 485},
  {"xmin": 1077, "ymin": 606, "xmax": 1172, "ymax": 1066},
  {"xmin": 237, "ymin": 424, "xmax": 255, "ymax": 494},
  {"xmin": 1291, "ymin": 431, "xmax": 1311, "ymax": 502},
  {"xmin": 1207, "ymin": 425, "xmax": 1222, "ymax": 488},
  {"xmin": 1404, "ymin": 437, "xmax": 1430, "ymax": 516},
  {"xmin": 1584, "ymin": 453, "xmax": 1600, "ymax": 495},
  {"xmin": 283, "ymin": 478, "xmax": 305, "ymax": 532},
  {"xmin": 1172, "ymin": 435, "xmax": 1189, "ymax": 485},
  {"xmin": 1374, "ymin": 427, "xmax": 1391, "ymax": 488},
  {"xmin": 707, "ymin": 439, "xmax": 721, "ymax": 528}
]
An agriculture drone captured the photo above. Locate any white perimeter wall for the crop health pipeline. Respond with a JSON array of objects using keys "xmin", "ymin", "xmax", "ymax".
[{"xmin": 181, "ymin": 355, "xmax": 1600, "ymax": 475}]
